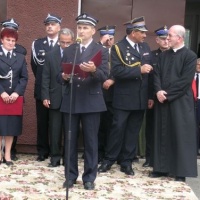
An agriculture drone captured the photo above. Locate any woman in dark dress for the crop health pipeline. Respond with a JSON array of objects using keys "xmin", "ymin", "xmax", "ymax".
[{"xmin": 0, "ymin": 28, "xmax": 28, "ymax": 165}]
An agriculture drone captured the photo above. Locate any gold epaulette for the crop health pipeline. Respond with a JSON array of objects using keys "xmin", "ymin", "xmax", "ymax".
[{"xmin": 114, "ymin": 44, "xmax": 141, "ymax": 67}]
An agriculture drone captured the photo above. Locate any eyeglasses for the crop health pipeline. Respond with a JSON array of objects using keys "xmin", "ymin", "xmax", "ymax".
[
  {"xmin": 168, "ymin": 34, "xmax": 179, "ymax": 38},
  {"xmin": 59, "ymin": 41, "xmax": 72, "ymax": 46}
]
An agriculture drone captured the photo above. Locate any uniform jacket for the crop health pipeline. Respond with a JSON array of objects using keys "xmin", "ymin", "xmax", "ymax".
[
  {"xmin": 41, "ymin": 46, "xmax": 63, "ymax": 109},
  {"xmin": 98, "ymin": 41, "xmax": 114, "ymax": 102},
  {"xmin": 151, "ymin": 48, "xmax": 162, "ymax": 68},
  {"xmin": 111, "ymin": 37, "xmax": 153, "ymax": 110},
  {"xmin": 0, "ymin": 42, "xmax": 27, "ymax": 56},
  {"xmin": 58, "ymin": 40, "xmax": 109, "ymax": 114},
  {"xmin": 31, "ymin": 37, "xmax": 59, "ymax": 100},
  {"xmin": 0, "ymin": 46, "xmax": 28, "ymax": 96}
]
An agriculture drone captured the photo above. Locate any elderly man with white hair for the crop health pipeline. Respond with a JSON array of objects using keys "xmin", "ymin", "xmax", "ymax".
[{"xmin": 149, "ymin": 25, "xmax": 198, "ymax": 182}]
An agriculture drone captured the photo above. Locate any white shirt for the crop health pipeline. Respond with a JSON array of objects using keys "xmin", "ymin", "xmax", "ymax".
[
  {"xmin": 126, "ymin": 36, "xmax": 138, "ymax": 50},
  {"xmin": 80, "ymin": 38, "xmax": 93, "ymax": 52},
  {"xmin": 195, "ymin": 72, "xmax": 200, "ymax": 99},
  {"xmin": 1, "ymin": 46, "xmax": 13, "ymax": 58},
  {"xmin": 47, "ymin": 36, "xmax": 58, "ymax": 47}
]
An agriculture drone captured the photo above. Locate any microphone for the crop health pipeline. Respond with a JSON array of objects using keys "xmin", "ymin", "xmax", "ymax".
[{"xmin": 76, "ymin": 37, "xmax": 82, "ymax": 44}]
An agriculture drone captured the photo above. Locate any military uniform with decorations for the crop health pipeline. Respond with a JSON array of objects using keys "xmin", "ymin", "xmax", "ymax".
[
  {"xmin": 0, "ymin": 30, "xmax": 28, "ymax": 137},
  {"xmin": 0, "ymin": 18, "xmax": 27, "ymax": 161},
  {"xmin": 31, "ymin": 14, "xmax": 61, "ymax": 161},
  {"xmin": 98, "ymin": 17, "xmax": 153, "ymax": 175},
  {"xmin": 58, "ymin": 13, "xmax": 109, "ymax": 189}
]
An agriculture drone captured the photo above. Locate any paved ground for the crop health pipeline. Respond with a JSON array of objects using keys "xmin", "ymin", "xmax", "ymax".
[{"xmin": 187, "ymin": 158, "xmax": 200, "ymax": 199}]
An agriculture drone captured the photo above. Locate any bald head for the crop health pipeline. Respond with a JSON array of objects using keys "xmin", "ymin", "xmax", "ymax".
[{"xmin": 168, "ymin": 25, "xmax": 185, "ymax": 49}]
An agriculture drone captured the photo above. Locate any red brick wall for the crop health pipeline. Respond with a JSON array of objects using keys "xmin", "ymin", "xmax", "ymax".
[{"xmin": 7, "ymin": 0, "xmax": 78, "ymax": 145}]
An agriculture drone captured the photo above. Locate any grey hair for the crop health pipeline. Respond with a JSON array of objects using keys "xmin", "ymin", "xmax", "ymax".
[
  {"xmin": 197, "ymin": 58, "xmax": 200, "ymax": 63},
  {"xmin": 171, "ymin": 25, "xmax": 186, "ymax": 39},
  {"xmin": 58, "ymin": 28, "xmax": 74, "ymax": 39}
]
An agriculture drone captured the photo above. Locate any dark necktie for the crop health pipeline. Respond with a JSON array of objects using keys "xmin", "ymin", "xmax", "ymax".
[
  {"xmin": 134, "ymin": 43, "xmax": 139, "ymax": 54},
  {"xmin": 196, "ymin": 73, "xmax": 199, "ymax": 98},
  {"xmin": 7, "ymin": 51, "xmax": 11, "ymax": 59},
  {"xmin": 49, "ymin": 40, "xmax": 54, "ymax": 50},
  {"xmin": 81, "ymin": 46, "xmax": 86, "ymax": 54}
]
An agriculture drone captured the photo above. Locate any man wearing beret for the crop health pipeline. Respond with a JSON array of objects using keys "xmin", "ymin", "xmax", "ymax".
[
  {"xmin": 97, "ymin": 25, "xmax": 116, "ymax": 163},
  {"xmin": 143, "ymin": 26, "xmax": 169, "ymax": 167},
  {"xmin": 0, "ymin": 18, "xmax": 27, "ymax": 161},
  {"xmin": 58, "ymin": 13, "xmax": 109, "ymax": 190},
  {"xmin": 31, "ymin": 14, "xmax": 61, "ymax": 162},
  {"xmin": 98, "ymin": 16, "xmax": 153, "ymax": 176}
]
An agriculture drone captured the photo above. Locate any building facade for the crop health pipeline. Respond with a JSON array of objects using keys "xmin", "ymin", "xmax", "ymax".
[{"xmin": 0, "ymin": 0, "xmax": 199, "ymax": 151}]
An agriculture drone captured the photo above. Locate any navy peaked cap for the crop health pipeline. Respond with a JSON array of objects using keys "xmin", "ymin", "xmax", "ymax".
[
  {"xmin": 124, "ymin": 16, "xmax": 148, "ymax": 31},
  {"xmin": 0, "ymin": 18, "xmax": 19, "ymax": 30},
  {"xmin": 154, "ymin": 26, "xmax": 168, "ymax": 37},
  {"xmin": 44, "ymin": 13, "xmax": 62, "ymax": 24},
  {"xmin": 76, "ymin": 13, "xmax": 98, "ymax": 26},
  {"xmin": 97, "ymin": 25, "xmax": 116, "ymax": 36}
]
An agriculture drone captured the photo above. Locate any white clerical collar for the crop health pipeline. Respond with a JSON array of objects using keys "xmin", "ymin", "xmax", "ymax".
[
  {"xmin": 172, "ymin": 44, "xmax": 184, "ymax": 52},
  {"xmin": 47, "ymin": 36, "xmax": 58, "ymax": 46},
  {"xmin": 1, "ymin": 46, "xmax": 13, "ymax": 56}
]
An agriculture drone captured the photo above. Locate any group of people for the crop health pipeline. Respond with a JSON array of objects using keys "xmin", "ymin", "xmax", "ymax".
[{"xmin": 0, "ymin": 11, "xmax": 198, "ymax": 190}]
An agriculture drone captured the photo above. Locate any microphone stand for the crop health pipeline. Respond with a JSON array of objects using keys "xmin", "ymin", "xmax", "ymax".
[{"xmin": 66, "ymin": 42, "xmax": 80, "ymax": 199}]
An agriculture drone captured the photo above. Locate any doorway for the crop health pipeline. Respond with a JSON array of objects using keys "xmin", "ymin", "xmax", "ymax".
[{"xmin": 185, "ymin": 0, "xmax": 200, "ymax": 56}]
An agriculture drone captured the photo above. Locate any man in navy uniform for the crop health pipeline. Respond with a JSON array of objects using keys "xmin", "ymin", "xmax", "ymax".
[
  {"xmin": 41, "ymin": 28, "xmax": 74, "ymax": 167},
  {"xmin": 0, "ymin": 18, "xmax": 27, "ymax": 161},
  {"xmin": 98, "ymin": 16, "xmax": 153, "ymax": 175},
  {"xmin": 58, "ymin": 13, "xmax": 109, "ymax": 190},
  {"xmin": 31, "ymin": 14, "xmax": 62, "ymax": 161},
  {"xmin": 143, "ymin": 26, "xmax": 169, "ymax": 167},
  {"xmin": 97, "ymin": 25, "xmax": 116, "ymax": 163}
]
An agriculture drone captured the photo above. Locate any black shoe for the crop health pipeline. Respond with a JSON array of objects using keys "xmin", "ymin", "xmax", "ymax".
[
  {"xmin": 48, "ymin": 161, "xmax": 60, "ymax": 167},
  {"xmin": 63, "ymin": 180, "xmax": 76, "ymax": 188},
  {"xmin": 175, "ymin": 176, "xmax": 186, "ymax": 182},
  {"xmin": 84, "ymin": 182, "xmax": 95, "ymax": 190},
  {"xmin": 120, "ymin": 165, "xmax": 135, "ymax": 175},
  {"xmin": 149, "ymin": 171, "xmax": 168, "ymax": 178},
  {"xmin": 62, "ymin": 159, "xmax": 65, "ymax": 166},
  {"xmin": 132, "ymin": 156, "xmax": 139, "ymax": 163},
  {"xmin": 98, "ymin": 156, "xmax": 104, "ymax": 164},
  {"xmin": 142, "ymin": 160, "xmax": 150, "ymax": 167},
  {"xmin": 36, "ymin": 155, "xmax": 48, "ymax": 162},
  {"xmin": 3, "ymin": 158, "xmax": 14, "ymax": 166},
  {"xmin": 11, "ymin": 154, "xmax": 18, "ymax": 161},
  {"xmin": 98, "ymin": 163, "xmax": 111, "ymax": 173},
  {"xmin": 81, "ymin": 153, "xmax": 84, "ymax": 159}
]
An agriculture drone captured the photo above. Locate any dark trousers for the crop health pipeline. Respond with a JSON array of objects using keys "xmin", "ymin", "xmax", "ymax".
[
  {"xmin": 36, "ymin": 100, "xmax": 49, "ymax": 156},
  {"xmin": 196, "ymin": 100, "xmax": 200, "ymax": 152},
  {"xmin": 145, "ymin": 108, "xmax": 154, "ymax": 165},
  {"xmin": 49, "ymin": 109, "xmax": 63, "ymax": 162},
  {"xmin": 98, "ymin": 102, "xmax": 114, "ymax": 159},
  {"xmin": 105, "ymin": 108, "xmax": 145, "ymax": 166},
  {"xmin": 63, "ymin": 112, "xmax": 100, "ymax": 182}
]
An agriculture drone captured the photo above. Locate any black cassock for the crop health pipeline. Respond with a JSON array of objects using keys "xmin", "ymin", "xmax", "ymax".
[{"xmin": 153, "ymin": 47, "xmax": 198, "ymax": 177}]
